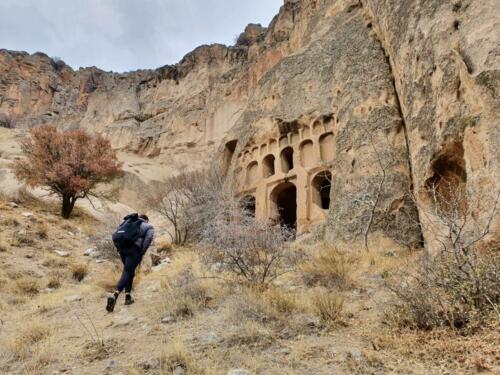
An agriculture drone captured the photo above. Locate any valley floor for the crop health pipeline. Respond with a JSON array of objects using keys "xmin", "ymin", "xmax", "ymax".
[{"xmin": 0, "ymin": 194, "xmax": 498, "ymax": 374}]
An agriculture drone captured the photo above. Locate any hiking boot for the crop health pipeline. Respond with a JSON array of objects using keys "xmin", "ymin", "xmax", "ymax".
[
  {"xmin": 106, "ymin": 294, "xmax": 117, "ymax": 313},
  {"xmin": 124, "ymin": 295, "xmax": 135, "ymax": 306}
]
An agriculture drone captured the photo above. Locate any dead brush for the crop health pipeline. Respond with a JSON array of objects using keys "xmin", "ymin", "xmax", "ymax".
[
  {"xmin": 164, "ymin": 268, "xmax": 212, "ymax": 318},
  {"xmin": 262, "ymin": 287, "xmax": 299, "ymax": 314},
  {"xmin": 10, "ymin": 321, "xmax": 51, "ymax": 361},
  {"xmin": 0, "ymin": 238, "xmax": 7, "ymax": 252},
  {"xmin": 71, "ymin": 262, "xmax": 89, "ymax": 282},
  {"xmin": 301, "ymin": 245, "xmax": 355, "ymax": 290},
  {"xmin": 42, "ymin": 255, "xmax": 68, "ymax": 268},
  {"xmin": 35, "ymin": 222, "xmax": 49, "ymax": 239},
  {"xmin": 15, "ymin": 276, "xmax": 40, "ymax": 295},
  {"xmin": 159, "ymin": 341, "xmax": 198, "ymax": 374},
  {"xmin": 312, "ymin": 289, "xmax": 344, "ymax": 326},
  {"xmin": 47, "ymin": 270, "xmax": 65, "ymax": 289},
  {"xmin": 95, "ymin": 266, "xmax": 122, "ymax": 292},
  {"xmin": 387, "ymin": 185, "xmax": 500, "ymax": 332}
]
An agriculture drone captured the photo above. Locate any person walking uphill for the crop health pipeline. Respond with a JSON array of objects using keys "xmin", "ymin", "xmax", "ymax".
[{"xmin": 106, "ymin": 213, "xmax": 154, "ymax": 312}]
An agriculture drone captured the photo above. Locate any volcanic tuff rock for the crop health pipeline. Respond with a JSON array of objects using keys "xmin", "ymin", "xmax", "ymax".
[{"xmin": 1, "ymin": 0, "xmax": 499, "ymax": 249}]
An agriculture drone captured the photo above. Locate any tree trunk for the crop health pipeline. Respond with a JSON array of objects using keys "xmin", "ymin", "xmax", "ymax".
[{"xmin": 61, "ymin": 194, "xmax": 77, "ymax": 219}]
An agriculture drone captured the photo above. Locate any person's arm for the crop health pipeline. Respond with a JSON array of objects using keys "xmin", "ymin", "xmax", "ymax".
[{"xmin": 142, "ymin": 226, "xmax": 154, "ymax": 255}]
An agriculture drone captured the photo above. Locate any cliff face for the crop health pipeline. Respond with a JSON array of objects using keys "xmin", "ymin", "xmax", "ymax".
[{"xmin": 1, "ymin": 0, "xmax": 498, "ymax": 249}]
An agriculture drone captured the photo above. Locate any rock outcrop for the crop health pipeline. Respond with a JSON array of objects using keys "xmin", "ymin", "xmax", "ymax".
[{"xmin": 1, "ymin": 0, "xmax": 499, "ymax": 249}]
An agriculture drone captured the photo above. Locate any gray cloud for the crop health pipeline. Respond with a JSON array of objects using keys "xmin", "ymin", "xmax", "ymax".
[{"xmin": 0, "ymin": 0, "xmax": 283, "ymax": 72}]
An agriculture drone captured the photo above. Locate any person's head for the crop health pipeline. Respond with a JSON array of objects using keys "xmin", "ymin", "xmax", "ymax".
[{"xmin": 139, "ymin": 214, "xmax": 149, "ymax": 223}]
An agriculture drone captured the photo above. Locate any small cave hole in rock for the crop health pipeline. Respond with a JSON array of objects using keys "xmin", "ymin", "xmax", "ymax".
[
  {"xmin": 271, "ymin": 182, "xmax": 297, "ymax": 231},
  {"xmin": 281, "ymin": 147, "xmax": 294, "ymax": 173},
  {"xmin": 425, "ymin": 141, "xmax": 467, "ymax": 213},
  {"xmin": 240, "ymin": 195, "xmax": 256, "ymax": 217},
  {"xmin": 262, "ymin": 154, "xmax": 276, "ymax": 178},
  {"xmin": 223, "ymin": 140, "xmax": 238, "ymax": 175},
  {"xmin": 312, "ymin": 171, "xmax": 332, "ymax": 210}
]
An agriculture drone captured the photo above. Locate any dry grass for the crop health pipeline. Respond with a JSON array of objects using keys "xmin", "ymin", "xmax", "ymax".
[
  {"xmin": 0, "ymin": 238, "xmax": 7, "ymax": 253},
  {"xmin": 15, "ymin": 276, "xmax": 40, "ymax": 295},
  {"xmin": 95, "ymin": 266, "xmax": 122, "ymax": 292},
  {"xmin": 2, "ymin": 320, "xmax": 54, "ymax": 373},
  {"xmin": 42, "ymin": 254, "xmax": 69, "ymax": 268},
  {"xmin": 301, "ymin": 244, "xmax": 355, "ymax": 290},
  {"xmin": 35, "ymin": 222, "xmax": 49, "ymax": 239},
  {"xmin": 164, "ymin": 277, "xmax": 212, "ymax": 318},
  {"xmin": 159, "ymin": 341, "xmax": 199, "ymax": 374},
  {"xmin": 312, "ymin": 289, "xmax": 344, "ymax": 326},
  {"xmin": 155, "ymin": 237, "xmax": 173, "ymax": 254},
  {"xmin": 71, "ymin": 262, "xmax": 89, "ymax": 282},
  {"xmin": 10, "ymin": 229, "xmax": 35, "ymax": 247},
  {"xmin": 262, "ymin": 287, "xmax": 299, "ymax": 314},
  {"xmin": 47, "ymin": 270, "xmax": 65, "ymax": 289}
]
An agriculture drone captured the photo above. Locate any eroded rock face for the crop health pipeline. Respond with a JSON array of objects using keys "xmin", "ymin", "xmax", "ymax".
[{"xmin": 1, "ymin": 0, "xmax": 498, "ymax": 249}]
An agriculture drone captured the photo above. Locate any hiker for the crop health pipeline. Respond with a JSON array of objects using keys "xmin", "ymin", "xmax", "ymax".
[{"xmin": 106, "ymin": 213, "xmax": 154, "ymax": 312}]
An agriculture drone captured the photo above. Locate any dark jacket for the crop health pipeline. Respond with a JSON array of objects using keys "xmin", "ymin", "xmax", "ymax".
[{"xmin": 134, "ymin": 220, "xmax": 154, "ymax": 255}]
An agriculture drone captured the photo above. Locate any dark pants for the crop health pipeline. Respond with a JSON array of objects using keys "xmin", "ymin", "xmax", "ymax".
[{"xmin": 116, "ymin": 244, "xmax": 143, "ymax": 293}]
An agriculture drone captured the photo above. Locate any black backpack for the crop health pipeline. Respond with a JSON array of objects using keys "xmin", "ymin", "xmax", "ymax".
[{"xmin": 112, "ymin": 213, "xmax": 142, "ymax": 248}]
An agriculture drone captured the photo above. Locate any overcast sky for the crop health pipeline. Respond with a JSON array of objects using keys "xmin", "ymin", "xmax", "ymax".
[{"xmin": 0, "ymin": 0, "xmax": 283, "ymax": 72}]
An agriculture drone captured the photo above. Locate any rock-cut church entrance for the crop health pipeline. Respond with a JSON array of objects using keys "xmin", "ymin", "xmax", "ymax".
[{"xmin": 270, "ymin": 182, "xmax": 297, "ymax": 230}]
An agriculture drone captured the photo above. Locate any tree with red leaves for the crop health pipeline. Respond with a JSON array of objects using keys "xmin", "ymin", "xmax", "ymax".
[{"xmin": 14, "ymin": 125, "xmax": 123, "ymax": 219}]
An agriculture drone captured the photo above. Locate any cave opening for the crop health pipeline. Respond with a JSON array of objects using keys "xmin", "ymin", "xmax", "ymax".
[
  {"xmin": 271, "ymin": 182, "xmax": 297, "ymax": 231},
  {"xmin": 223, "ymin": 140, "xmax": 238, "ymax": 175},
  {"xmin": 262, "ymin": 154, "xmax": 276, "ymax": 178},
  {"xmin": 240, "ymin": 195, "xmax": 256, "ymax": 217},
  {"xmin": 312, "ymin": 171, "xmax": 332, "ymax": 210},
  {"xmin": 280, "ymin": 147, "xmax": 294, "ymax": 173}
]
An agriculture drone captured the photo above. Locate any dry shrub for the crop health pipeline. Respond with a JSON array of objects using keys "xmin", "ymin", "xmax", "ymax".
[
  {"xmin": 388, "ymin": 186, "xmax": 500, "ymax": 332},
  {"xmin": 312, "ymin": 290, "xmax": 344, "ymax": 325},
  {"xmin": 1, "ymin": 217, "xmax": 20, "ymax": 227},
  {"xmin": 155, "ymin": 237, "xmax": 173, "ymax": 254},
  {"xmin": 35, "ymin": 222, "xmax": 49, "ymax": 239},
  {"xmin": 42, "ymin": 255, "xmax": 68, "ymax": 268},
  {"xmin": 10, "ymin": 230, "xmax": 34, "ymax": 247},
  {"xmin": 301, "ymin": 245, "xmax": 354, "ymax": 289},
  {"xmin": 47, "ymin": 270, "xmax": 65, "ymax": 289},
  {"xmin": 15, "ymin": 276, "xmax": 40, "ymax": 295},
  {"xmin": 387, "ymin": 248, "xmax": 500, "ymax": 331},
  {"xmin": 95, "ymin": 267, "xmax": 121, "ymax": 292},
  {"xmin": 262, "ymin": 287, "xmax": 299, "ymax": 314},
  {"xmin": 226, "ymin": 320, "xmax": 275, "ymax": 348},
  {"xmin": 0, "ymin": 239, "xmax": 7, "ymax": 253},
  {"xmin": 160, "ymin": 342, "xmax": 198, "ymax": 374},
  {"xmin": 228, "ymin": 288, "xmax": 282, "ymax": 324},
  {"xmin": 71, "ymin": 262, "xmax": 89, "ymax": 282},
  {"xmin": 164, "ymin": 268, "xmax": 211, "ymax": 318},
  {"xmin": 8, "ymin": 321, "xmax": 52, "ymax": 367}
]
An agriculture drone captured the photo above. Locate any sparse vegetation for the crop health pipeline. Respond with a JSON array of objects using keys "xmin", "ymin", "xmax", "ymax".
[
  {"xmin": 160, "ymin": 342, "xmax": 198, "ymax": 374},
  {"xmin": 15, "ymin": 276, "xmax": 40, "ymax": 295},
  {"xmin": 71, "ymin": 262, "xmax": 89, "ymax": 282},
  {"xmin": 387, "ymin": 184, "xmax": 500, "ymax": 332},
  {"xmin": 301, "ymin": 245, "xmax": 354, "ymax": 290},
  {"xmin": 312, "ymin": 290, "xmax": 344, "ymax": 325}
]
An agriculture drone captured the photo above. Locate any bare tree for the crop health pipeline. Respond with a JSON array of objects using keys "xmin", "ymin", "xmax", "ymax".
[
  {"xmin": 387, "ymin": 181, "xmax": 500, "ymax": 330},
  {"xmin": 145, "ymin": 168, "xmax": 226, "ymax": 245},
  {"xmin": 198, "ymin": 179, "xmax": 302, "ymax": 286}
]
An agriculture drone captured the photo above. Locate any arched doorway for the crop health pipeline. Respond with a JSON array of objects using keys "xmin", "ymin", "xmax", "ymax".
[
  {"xmin": 270, "ymin": 182, "xmax": 297, "ymax": 230},
  {"xmin": 262, "ymin": 154, "xmax": 275, "ymax": 178},
  {"xmin": 239, "ymin": 195, "xmax": 256, "ymax": 217},
  {"xmin": 280, "ymin": 147, "xmax": 294, "ymax": 173},
  {"xmin": 312, "ymin": 171, "xmax": 332, "ymax": 210}
]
